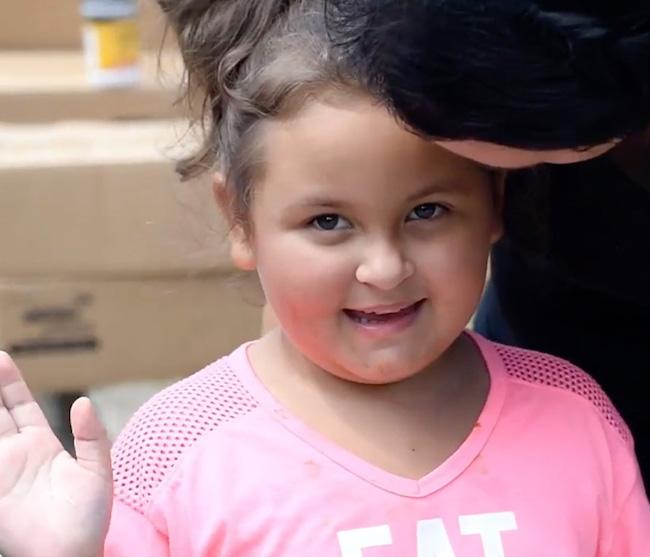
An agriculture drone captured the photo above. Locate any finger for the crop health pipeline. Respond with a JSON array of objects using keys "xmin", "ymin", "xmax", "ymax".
[
  {"xmin": 0, "ymin": 352, "xmax": 18, "ymax": 435},
  {"xmin": 70, "ymin": 397, "xmax": 112, "ymax": 480},
  {"xmin": 0, "ymin": 351, "xmax": 49, "ymax": 431},
  {"xmin": 0, "ymin": 404, "xmax": 18, "ymax": 437}
]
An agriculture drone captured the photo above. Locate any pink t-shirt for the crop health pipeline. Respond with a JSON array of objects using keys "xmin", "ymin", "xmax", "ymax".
[{"xmin": 105, "ymin": 333, "xmax": 650, "ymax": 556}]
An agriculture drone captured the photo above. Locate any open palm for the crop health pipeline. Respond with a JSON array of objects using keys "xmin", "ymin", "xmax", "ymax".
[{"xmin": 0, "ymin": 352, "xmax": 113, "ymax": 557}]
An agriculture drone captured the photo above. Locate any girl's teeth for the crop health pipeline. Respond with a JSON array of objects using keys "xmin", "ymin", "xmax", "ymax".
[{"xmin": 354, "ymin": 315, "xmax": 383, "ymax": 325}]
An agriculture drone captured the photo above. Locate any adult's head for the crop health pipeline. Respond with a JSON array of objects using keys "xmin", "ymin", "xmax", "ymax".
[{"xmin": 327, "ymin": 1, "xmax": 650, "ymax": 167}]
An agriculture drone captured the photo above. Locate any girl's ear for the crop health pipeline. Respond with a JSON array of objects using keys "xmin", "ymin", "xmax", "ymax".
[
  {"xmin": 213, "ymin": 172, "xmax": 231, "ymax": 221},
  {"xmin": 229, "ymin": 228, "xmax": 257, "ymax": 271},
  {"xmin": 490, "ymin": 171, "xmax": 506, "ymax": 244},
  {"xmin": 213, "ymin": 173, "xmax": 257, "ymax": 271}
]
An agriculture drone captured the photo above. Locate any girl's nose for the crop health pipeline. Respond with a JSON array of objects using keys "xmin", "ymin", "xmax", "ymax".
[{"xmin": 355, "ymin": 240, "xmax": 414, "ymax": 291}]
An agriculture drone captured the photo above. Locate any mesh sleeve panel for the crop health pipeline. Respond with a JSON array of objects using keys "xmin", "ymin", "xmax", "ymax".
[
  {"xmin": 492, "ymin": 341, "xmax": 631, "ymax": 444},
  {"xmin": 110, "ymin": 358, "xmax": 259, "ymax": 513}
]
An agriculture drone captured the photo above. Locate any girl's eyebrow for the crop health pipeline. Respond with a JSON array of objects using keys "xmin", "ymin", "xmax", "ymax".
[
  {"xmin": 288, "ymin": 196, "xmax": 347, "ymax": 210},
  {"xmin": 288, "ymin": 179, "xmax": 475, "ymax": 211}
]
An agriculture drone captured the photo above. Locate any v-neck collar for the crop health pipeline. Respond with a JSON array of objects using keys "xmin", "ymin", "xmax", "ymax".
[{"xmin": 229, "ymin": 331, "xmax": 508, "ymax": 498}]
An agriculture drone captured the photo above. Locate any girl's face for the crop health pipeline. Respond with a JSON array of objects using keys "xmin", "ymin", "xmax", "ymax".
[{"xmin": 227, "ymin": 98, "xmax": 502, "ymax": 384}]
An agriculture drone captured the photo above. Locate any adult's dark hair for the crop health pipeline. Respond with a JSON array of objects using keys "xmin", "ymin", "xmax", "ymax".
[{"xmin": 326, "ymin": 1, "xmax": 650, "ymax": 149}]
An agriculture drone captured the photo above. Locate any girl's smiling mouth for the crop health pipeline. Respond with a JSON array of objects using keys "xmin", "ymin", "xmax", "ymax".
[{"xmin": 343, "ymin": 299, "xmax": 426, "ymax": 332}]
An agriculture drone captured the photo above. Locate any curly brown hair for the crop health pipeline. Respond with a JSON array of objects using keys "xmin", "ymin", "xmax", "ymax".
[{"xmin": 157, "ymin": 0, "xmax": 360, "ymax": 228}]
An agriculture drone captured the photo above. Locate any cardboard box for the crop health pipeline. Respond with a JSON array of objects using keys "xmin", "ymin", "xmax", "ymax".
[
  {"xmin": 0, "ymin": 273, "xmax": 263, "ymax": 391},
  {"xmin": 0, "ymin": 121, "xmax": 230, "ymax": 277},
  {"xmin": 0, "ymin": 0, "xmax": 170, "ymax": 51},
  {"xmin": 0, "ymin": 0, "xmax": 84, "ymax": 50},
  {"xmin": 0, "ymin": 50, "xmax": 184, "ymax": 122}
]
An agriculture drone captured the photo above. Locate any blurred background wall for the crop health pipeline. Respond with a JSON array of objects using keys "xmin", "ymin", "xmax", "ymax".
[{"xmin": 0, "ymin": 0, "xmax": 263, "ymax": 444}]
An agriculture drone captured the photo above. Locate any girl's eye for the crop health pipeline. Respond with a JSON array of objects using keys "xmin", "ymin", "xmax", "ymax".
[
  {"xmin": 310, "ymin": 214, "xmax": 351, "ymax": 231},
  {"xmin": 406, "ymin": 203, "xmax": 446, "ymax": 221}
]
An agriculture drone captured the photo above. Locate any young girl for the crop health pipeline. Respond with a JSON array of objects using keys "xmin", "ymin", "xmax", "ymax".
[{"xmin": 0, "ymin": 1, "xmax": 648, "ymax": 556}]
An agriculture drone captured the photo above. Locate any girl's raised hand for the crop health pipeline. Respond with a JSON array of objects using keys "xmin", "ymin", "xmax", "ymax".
[{"xmin": 0, "ymin": 352, "xmax": 113, "ymax": 557}]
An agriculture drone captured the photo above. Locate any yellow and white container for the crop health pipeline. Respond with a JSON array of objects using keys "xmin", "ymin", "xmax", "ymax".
[{"xmin": 81, "ymin": 0, "xmax": 140, "ymax": 88}]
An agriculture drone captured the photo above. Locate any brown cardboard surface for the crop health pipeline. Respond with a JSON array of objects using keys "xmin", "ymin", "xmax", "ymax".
[
  {"xmin": 0, "ymin": 0, "xmax": 83, "ymax": 50},
  {"xmin": 0, "ymin": 120, "xmax": 230, "ymax": 277},
  {"xmin": 0, "ymin": 273, "xmax": 263, "ymax": 391},
  {"xmin": 0, "ymin": 50, "xmax": 184, "ymax": 122},
  {"xmin": 0, "ymin": 0, "xmax": 170, "ymax": 51}
]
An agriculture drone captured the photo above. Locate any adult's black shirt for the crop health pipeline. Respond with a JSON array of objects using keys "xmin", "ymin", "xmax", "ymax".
[{"xmin": 476, "ymin": 138, "xmax": 650, "ymax": 483}]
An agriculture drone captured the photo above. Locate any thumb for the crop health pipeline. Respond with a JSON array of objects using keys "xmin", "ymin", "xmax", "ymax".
[{"xmin": 70, "ymin": 396, "xmax": 113, "ymax": 480}]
